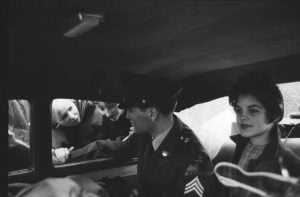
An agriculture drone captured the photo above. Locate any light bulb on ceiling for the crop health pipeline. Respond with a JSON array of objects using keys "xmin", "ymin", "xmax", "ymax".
[{"xmin": 63, "ymin": 12, "xmax": 104, "ymax": 38}]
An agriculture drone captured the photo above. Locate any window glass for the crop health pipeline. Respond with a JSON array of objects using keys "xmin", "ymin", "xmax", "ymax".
[
  {"xmin": 176, "ymin": 97, "xmax": 233, "ymax": 160},
  {"xmin": 51, "ymin": 99, "xmax": 131, "ymax": 165},
  {"xmin": 279, "ymin": 82, "xmax": 300, "ymax": 122},
  {"xmin": 176, "ymin": 81, "xmax": 300, "ymax": 159},
  {"xmin": 8, "ymin": 99, "xmax": 31, "ymax": 171}
]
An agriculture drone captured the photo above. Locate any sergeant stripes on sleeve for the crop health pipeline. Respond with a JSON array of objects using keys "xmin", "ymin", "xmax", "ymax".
[{"xmin": 184, "ymin": 176, "xmax": 204, "ymax": 197}]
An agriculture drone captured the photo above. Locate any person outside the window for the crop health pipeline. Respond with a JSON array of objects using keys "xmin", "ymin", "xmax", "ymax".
[
  {"xmin": 10, "ymin": 175, "xmax": 110, "ymax": 197},
  {"xmin": 69, "ymin": 72, "xmax": 213, "ymax": 197},
  {"xmin": 222, "ymin": 71, "xmax": 300, "ymax": 197},
  {"xmin": 51, "ymin": 99, "xmax": 104, "ymax": 164},
  {"xmin": 93, "ymin": 101, "xmax": 131, "ymax": 140},
  {"xmin": 51, "ymin": 99, "xmax": 104, "ymax": 149}
]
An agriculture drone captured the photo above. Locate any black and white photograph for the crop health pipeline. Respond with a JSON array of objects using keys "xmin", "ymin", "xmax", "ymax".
[{"xmin": 3, "ymin": 1, "xmax": 300, "ymax": 197}]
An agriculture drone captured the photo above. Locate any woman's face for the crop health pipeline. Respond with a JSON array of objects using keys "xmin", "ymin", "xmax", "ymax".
[
  {"xmin": 234, "ymin": 94, "xmax": 274, "ymax": 145},
  {"xmin": 53, "ymin": 99, "xmax": 81, "ymax": 126}
]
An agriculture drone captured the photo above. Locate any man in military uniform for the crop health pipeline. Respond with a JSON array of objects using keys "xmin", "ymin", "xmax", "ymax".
[{"xmin": 70, "ymin": 72, "xmax": 213, "ymax": 197}]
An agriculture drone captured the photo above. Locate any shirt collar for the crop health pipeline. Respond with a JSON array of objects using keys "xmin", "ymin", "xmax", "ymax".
[{"xmin": 152, "ymin": 120, "xmax": 174, "ymax": 151}]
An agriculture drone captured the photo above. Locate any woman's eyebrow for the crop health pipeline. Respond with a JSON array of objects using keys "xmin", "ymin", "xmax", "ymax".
[{"xmin": 248, "ymin": 104, "xmax": 263, "ymax": 109}]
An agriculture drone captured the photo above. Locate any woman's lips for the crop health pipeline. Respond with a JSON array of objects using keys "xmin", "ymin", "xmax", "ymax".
[{"xmin": 240, "ymin": 124, "xmax": 252, "ymax": 129}]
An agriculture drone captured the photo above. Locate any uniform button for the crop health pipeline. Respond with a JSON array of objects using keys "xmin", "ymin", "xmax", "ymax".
[{"xmin": 162, "ymin": 151, "xmax": 169, "ymax": 157}]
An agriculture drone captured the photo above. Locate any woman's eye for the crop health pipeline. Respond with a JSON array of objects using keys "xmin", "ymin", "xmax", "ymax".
[{"xmin": 249, "ymin": 109, "xmax": 259, "ymax": 114}]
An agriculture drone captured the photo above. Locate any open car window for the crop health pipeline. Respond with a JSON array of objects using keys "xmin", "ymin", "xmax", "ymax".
[{"xmin": 51, "ymin": 98, "xmax": 132, "ymax": 165}]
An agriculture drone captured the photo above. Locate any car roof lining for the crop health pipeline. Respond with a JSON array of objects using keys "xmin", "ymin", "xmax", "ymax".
[{"xmin": 6, "ymin": 1, "xmax": 300, "ymax": 109}]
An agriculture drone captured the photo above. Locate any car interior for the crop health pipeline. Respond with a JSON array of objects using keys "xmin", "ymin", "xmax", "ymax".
[{"xmin": 3, "ymin": 1, "xmax": 300, "ymax": 196}]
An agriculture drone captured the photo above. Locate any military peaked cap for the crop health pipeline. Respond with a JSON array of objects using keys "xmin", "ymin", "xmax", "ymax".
[{"xmin": 119, "ymin": 71, "xmax": 182, "ymax": 109}]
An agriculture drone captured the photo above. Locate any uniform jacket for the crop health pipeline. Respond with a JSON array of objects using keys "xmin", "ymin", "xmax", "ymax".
[{"xmin": 70, "ymin": 115, "xmax": 213, "ymax": 197}]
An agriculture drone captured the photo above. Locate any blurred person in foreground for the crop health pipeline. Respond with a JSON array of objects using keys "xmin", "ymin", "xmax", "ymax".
[{"xmin": 9, "ymin": 175, "xmax": 110, "ymax": 197}]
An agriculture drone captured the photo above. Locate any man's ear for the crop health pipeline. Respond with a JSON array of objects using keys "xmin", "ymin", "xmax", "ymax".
[{"xmin": 148, "ymin": 107, "xmax": 158, "ymax": 121}]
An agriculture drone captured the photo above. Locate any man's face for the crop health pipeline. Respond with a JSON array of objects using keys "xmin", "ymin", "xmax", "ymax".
[
  {"xmin": 125, "ymin": 107, "xmax": 153, "ymax": 134},
  {"xmin": 52, "ymin": 99, "xmax": 81, "ymax": 126}
]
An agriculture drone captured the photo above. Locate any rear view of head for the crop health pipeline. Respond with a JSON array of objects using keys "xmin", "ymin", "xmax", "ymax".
[
  {"xmin": 229, "ymin": 71, "xmax": 284, "ymax": 124},
  {"xmin": 52, "ymin": 99, "xmax": 81, "ymax": 126}
]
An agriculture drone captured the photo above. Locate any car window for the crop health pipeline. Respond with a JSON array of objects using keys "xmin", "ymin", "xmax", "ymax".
[
  {"xmin": 176, "ymin": 81, "xmax": 300, "ymax": 159},
  {"xmin": 279, "ymin": 82, "xmax": 300, "ymax": 122},
  {"xmin": 8, "ymin": 99, "xmax": 31, "ymax": 172},
  {"xmin": 51, "ymin": 98, "xmax": 131, "ymax": 165}
]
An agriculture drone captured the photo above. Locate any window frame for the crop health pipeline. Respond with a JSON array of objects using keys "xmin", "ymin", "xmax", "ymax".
[{"xmin": 8, "ymin": 97, "xmax": 138, "ymax": 184}]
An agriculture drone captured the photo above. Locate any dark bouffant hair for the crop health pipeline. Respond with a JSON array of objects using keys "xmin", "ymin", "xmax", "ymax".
[{"xmin": 229, "ymin": 71, "xmax": 284, "ymax": 123}]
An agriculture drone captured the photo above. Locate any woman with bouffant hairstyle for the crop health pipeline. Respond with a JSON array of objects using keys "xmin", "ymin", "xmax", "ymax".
[{"xmin": 227, "ymin": 71, "xmax": 300, "ymax": 197}]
